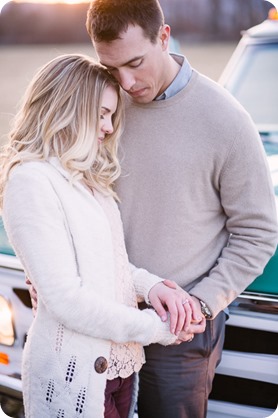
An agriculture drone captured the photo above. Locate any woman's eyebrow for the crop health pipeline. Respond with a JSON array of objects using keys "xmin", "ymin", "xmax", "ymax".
[{"xmin": 101, "ymin": 106, "xmax": 110, "ymax": 112}]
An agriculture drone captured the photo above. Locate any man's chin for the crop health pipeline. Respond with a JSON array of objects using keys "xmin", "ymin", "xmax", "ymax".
[
  {"xmin": 132, "ymin": 96, "xmax": 153, "ymax": 104},
  {"xmin": 129, "ymin": 92, "xmax": 155, "ymax": 104},
  {"xmin": 127, "ymin": 88, "xmax": 154, "ymax": 104}
]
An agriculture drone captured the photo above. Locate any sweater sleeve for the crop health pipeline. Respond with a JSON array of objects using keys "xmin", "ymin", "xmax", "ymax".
[
  {"xmin": 3, "ymin": 166, "xmax": 176, "ymax": 346},
  {"xmin": 189, "ymin": 115, "xmax": 278, "ymax": 317},
  {"xmin": 129, "ymin": 262, "xmax": 164, "ymax": 303}
]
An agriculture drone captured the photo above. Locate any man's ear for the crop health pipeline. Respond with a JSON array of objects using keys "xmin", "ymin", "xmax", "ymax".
[{"xmin": 159, "ymin": 24, "xmax": 171, "ymax": 51}]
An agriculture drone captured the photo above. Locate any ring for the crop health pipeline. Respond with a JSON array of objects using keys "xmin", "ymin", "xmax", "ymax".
[
  {"xmin": 187, "ymin": 335, "xmax": 194, "ymax": 343},
  {"xmin": 182, "ymin": 299, "xmax": 189, "ymax": 305}
]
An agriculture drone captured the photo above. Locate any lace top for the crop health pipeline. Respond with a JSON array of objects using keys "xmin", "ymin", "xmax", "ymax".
[{"xmin": 94, "ymin": 191, "xmax": 145, "ymax": 379}]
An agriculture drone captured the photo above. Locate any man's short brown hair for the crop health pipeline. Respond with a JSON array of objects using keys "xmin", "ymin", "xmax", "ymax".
[{"xmin": 86, "ymin": 0, "xmax": 164, "ymax": 44}]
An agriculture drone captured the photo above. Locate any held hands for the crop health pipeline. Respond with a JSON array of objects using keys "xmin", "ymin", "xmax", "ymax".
[
  {"xmin": 148, "ymin": 279, "xmax": 206, "ymax": 342},
  {"xmin": 26, "ymin": 275, "xmax": 206, "ymax": 343}
]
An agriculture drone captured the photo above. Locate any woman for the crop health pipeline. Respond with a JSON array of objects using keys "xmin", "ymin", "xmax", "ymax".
[{"xmin": 0, "ymin": 54, "xmax": 194, "ymax": 418}]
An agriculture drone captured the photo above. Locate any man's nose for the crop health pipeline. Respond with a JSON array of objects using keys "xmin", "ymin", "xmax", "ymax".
[{"xmin": 118, "ymin": 69, "xmax": 135, "ymax": 91}]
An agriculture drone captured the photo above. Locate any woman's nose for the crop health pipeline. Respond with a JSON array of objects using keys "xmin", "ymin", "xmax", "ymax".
[{"xmin": 103, "ymin": 119, "xmax": 114, "ymax": 135}]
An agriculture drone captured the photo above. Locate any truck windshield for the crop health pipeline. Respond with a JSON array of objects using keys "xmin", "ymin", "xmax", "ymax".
[{"xmin": 225, "ymin": 42, "xmax": 278, "ymax": 130}]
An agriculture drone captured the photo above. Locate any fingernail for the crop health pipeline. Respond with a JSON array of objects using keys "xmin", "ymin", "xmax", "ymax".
[{"xmin": 161, "ymin": 315, "xmax": 167, "ymax": 322}]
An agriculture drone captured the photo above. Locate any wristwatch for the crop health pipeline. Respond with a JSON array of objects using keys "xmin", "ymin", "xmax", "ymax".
[{"xmin": 199, "ymin": 299, "xmax": 212, "ymax": 319}]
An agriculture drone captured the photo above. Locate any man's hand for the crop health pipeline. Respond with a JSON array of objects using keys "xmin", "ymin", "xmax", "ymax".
[
  {"xmin": 148, "ymin": 279, "xmax": 203, "ymax": 336},
  {"xmin": 25, "ymin": 277, "xmax": 38, "ymax": 316},
  {"xmin": 175, "ymin": 317, "xmax": 206, "ymax": 343}
]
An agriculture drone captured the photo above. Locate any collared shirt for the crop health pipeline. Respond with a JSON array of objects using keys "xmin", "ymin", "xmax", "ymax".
[{"xmin": 155, "ymin": 54, "xmax": 192, "ymax": 101}]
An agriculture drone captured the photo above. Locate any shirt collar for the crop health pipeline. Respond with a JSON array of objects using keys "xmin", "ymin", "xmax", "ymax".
[{"xmin": 155, "ymin": 54, "xmax": 192, "ymax": 101}]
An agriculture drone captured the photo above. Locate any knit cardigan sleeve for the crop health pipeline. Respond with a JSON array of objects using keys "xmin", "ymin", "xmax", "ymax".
[
  {"xmin": 129, "ymin": 262, "xmax": 164, "ymax": 303},
  {"xmin": 3, "ymin": 165, "xmax": 176, "ymax": 346}
]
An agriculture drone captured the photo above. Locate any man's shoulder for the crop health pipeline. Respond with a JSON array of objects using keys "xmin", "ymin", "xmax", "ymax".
[
  {"xmin": 192, "ymin": 70, "xmax": 234, "ymax": 100},
  {"xmin": 193, "ymin": 70, "xmax": 251, "ymax": 121}
]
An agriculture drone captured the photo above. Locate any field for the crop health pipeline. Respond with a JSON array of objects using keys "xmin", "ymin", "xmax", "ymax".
[{"xmin": 0, "ymin": 41, "xmax": 236, "ymax": 146}]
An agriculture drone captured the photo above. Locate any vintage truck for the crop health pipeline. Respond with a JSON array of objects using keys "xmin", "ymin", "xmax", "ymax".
[
  {"xmin": 0, "ymin": 11, "xmax": 278, "ymax": 418},
  {"xmin": 208, "ymin": 8, "xmax": 278, "ymax": 418}
]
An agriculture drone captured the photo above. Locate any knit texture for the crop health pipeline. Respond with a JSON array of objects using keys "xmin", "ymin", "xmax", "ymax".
[
  {"xmin": 2, "ymin": 158, "xmax": 176, "ymax": 418},
  {"xmin": 94, "ymin": 190, "xmax": 144, "ymax": 379},
  {"xmin": 116, "ymin": 63, "xmax": 278, "ymax": 318}
]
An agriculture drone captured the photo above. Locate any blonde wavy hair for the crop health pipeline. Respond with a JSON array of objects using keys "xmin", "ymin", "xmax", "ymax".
[{"xmin": 0, "ymin": 53, "xmax": 123, "ymax": 208}]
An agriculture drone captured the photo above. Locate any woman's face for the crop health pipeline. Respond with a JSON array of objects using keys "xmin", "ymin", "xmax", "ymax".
[{"xmin": 98, "ymin": 85, "xmax": 118, "ymax": 143}]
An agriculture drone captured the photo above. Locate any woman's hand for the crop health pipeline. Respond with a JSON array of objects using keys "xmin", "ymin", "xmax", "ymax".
[
  {"xmin": 175, "ymin": 317, "xmax": 206, "ymax": 343},
  {"xmin": 148, "ymin": 279, "xmax": 203, "ymax": 336}
]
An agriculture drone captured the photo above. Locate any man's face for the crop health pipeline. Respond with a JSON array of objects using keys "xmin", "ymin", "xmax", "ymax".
[{"xmin": 94, "ymin": 24, "xmax": 170, "ymax": 103}]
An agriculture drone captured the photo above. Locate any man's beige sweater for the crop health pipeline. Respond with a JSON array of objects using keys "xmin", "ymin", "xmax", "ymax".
[{"xmin": 115, "ymin": 70, "xmax": 278, "ymax": 318}]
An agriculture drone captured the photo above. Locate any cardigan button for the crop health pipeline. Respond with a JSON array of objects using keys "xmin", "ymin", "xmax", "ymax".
[{"xmin": 94, "ymin": 356, "xmax": 108, "ymax": 374}]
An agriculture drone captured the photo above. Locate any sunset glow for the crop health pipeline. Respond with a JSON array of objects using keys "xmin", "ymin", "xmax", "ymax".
[
  {"xmin": 0, "ymin": 0, "xmax": 89, "ymax": 13},
  {"xmin": 15, "ymin": 0, "xmax": 90, "ymax": 3}
]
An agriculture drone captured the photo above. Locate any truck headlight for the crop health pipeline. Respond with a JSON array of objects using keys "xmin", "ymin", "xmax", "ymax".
[{"xmin": 0, "ymin": 295, "xmax": 15, "ymax": 346}]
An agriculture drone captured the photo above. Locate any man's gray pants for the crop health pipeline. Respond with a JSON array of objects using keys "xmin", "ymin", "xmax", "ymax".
[{"xmin": 137, "ymin": 310, "xmax": 226, "ymax": 418}]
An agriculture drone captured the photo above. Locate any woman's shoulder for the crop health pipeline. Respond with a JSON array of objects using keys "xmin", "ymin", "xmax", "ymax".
[
  {"xmin": 7, "ymin": 160, "xmax": 55, "ymax": 191},
  {"xmin": 11, "ymin": 159, "xmax": 48, "ymax": 173}
]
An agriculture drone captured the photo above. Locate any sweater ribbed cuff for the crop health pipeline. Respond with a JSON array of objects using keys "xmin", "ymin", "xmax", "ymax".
[
  {"xmin": 144, "ymin": 309, "xmax": 177, "ymax": 346},
  {"xmin": 130, "ymin": 263, "xmax": 164, "ymax": 304}
]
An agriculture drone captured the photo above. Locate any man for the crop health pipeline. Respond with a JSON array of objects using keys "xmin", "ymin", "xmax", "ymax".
[{"xmin": 86, "ymin": 1, "xmax": 278, "ymax": 417}]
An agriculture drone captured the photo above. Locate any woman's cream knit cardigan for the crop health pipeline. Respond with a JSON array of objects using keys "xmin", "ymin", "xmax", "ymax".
[{"xmin": 3, "ymin": 158, "xmax": 176, "ymax": 417}]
